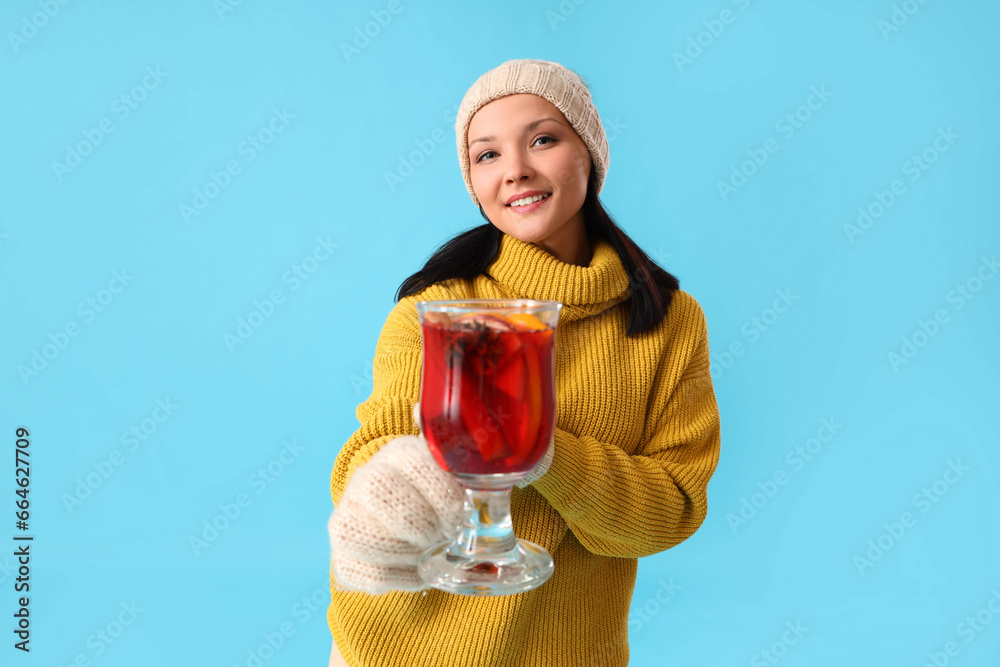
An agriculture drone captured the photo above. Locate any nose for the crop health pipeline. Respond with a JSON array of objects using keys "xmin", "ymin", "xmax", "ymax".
[{"xmin": 504, "ymin": 148, "xmax": 535, "ymax": 184}]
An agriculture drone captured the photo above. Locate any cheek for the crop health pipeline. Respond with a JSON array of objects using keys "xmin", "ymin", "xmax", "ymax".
[
  {"xmin": 572, "ymin": 147, "xmax": 592, "ymax": 180},
  {"xmin": 555, "ymin": 149, "xmax": 590, "ymax": 190},
  {"xmin": 471, "ymin": 165, "xmax": 498, "ymax": 186},
  {"xmin": 470, "ymin": 172, "xmax": 492, "ymax": 201}
]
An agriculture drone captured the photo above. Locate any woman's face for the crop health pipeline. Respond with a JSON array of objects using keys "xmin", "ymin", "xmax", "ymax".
[{"xmin": 467, "ymin": 94, "xmax": 592, "ymax": 265}]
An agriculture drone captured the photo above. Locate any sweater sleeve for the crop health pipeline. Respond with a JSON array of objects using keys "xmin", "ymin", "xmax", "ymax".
[
  {"xmin": 330, "ymin": 298, "xmax": 424, "ymax": 507},
  {"xmin": 531, "ymin": 306, "xmax": 721, "ymax": 558}
]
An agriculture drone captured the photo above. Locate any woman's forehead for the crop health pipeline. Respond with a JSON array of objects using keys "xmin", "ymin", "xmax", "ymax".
[{"xmin": 468, "ymin": 95, "xmax": 566, "ymax": 136}]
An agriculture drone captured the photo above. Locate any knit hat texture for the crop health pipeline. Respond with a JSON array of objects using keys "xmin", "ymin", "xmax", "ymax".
[{"xmin": 455, "ymin": 59, "xmax": 610, "ymax": 208}]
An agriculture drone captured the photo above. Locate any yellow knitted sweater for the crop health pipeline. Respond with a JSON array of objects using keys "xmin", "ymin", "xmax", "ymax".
[{"xmin": 328, "ymin": 232, "xmax": 721, "ymax": 667}]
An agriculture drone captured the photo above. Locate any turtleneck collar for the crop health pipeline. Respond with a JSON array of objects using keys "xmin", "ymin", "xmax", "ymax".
[{"xmin": 485, "ymin": 233, "xmax": 631, "ymax": 322}]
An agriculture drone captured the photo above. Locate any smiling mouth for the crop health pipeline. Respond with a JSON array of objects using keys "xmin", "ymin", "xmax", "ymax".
[{"xmin": 508, "ymin": 193, "xmax": 551, "ymax": 213}]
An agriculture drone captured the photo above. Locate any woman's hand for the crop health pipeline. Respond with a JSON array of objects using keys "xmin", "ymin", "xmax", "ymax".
[{"xmin": 328, "ymin": 428, "xmax": 466, "ymax": 595}]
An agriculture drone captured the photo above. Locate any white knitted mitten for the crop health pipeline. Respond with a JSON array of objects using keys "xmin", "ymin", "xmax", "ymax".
[
  {"xmin": 329, "ymin": 428, "xmax": 466, "ymax": 595},
  {"xmin": 412, "ymin": 402, "xmax": 554, "ymax": 489}
]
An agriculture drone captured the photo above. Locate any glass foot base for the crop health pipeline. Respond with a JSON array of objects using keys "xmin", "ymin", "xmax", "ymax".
[{"xmin": 418, "ymin": 539, "xmax": 554, "ymax": 596}]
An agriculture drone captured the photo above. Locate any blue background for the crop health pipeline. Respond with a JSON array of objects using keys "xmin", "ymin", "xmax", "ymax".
[{"xmin": 2, "ymin": 0, "xmax": 998, "ymax": 665}]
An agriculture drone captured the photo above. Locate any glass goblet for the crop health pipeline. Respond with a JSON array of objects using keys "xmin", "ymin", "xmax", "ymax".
[{"xmin": 415, "ymin": 299, "xmax": 561, "ymax": 596}]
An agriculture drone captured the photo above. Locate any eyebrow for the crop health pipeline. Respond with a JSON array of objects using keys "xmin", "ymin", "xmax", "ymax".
[{"xmin": 469, "ymin": 117, "xmax": 565, "ymax": 147}]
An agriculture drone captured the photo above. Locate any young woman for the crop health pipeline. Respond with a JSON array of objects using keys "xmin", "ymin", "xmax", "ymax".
[{"xmin": 327, "ymin": 59, "xmax": 721, "ymax": 667}]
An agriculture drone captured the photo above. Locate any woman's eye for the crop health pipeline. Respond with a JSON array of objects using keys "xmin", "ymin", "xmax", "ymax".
[{"xmin": 475, "ymin": 137, "xmax": 554, "ymax": 163}]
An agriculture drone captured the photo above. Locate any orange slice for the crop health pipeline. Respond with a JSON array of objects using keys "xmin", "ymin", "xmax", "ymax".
[
  {"xmin": 518, "ymin": 350, "xmax": 543, "ymax": 459},
  {"xmin": 506, "ymin": 313, "xmax": 547, "ymax": 331}
]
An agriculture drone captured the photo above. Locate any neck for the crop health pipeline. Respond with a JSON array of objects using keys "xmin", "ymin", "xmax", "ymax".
[{"xmin": 531, "ymin": 216, "xmax": 592, "ymax": 266}]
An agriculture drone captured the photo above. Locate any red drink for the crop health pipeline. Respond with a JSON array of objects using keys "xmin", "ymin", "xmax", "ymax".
[{"xmin": 420, "ymin": 312, "xmax": 555, "ymax": 476}]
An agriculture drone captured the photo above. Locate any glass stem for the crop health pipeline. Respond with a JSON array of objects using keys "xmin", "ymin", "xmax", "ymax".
[{"xmin": 454, "ymin": 487, "xmax": 518, "ymax": 558}]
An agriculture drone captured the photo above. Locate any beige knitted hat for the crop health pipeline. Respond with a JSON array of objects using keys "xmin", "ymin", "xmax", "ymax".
[{"xmin": 455, "ymin": 59, "xmax": 610, "ymax": 208}]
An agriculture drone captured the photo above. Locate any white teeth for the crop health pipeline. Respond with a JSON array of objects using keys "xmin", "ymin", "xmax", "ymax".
[{"xmin": 510, "ymin": 193, "xmax": 549, "ymax": 207}]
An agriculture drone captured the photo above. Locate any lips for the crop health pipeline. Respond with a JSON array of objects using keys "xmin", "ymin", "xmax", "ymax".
[
  {"xmin": 507, "ymin": 193, "xmax": 551, "ymax": 215},
  {"xmin": 506, "ymin": 191, "xmax": 551, "ymax": 206}
]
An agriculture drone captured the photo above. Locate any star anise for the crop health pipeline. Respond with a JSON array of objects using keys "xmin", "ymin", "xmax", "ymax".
[{"xmin": 442, "ymin": 323, "xmax": 502, "ymax": 374}]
